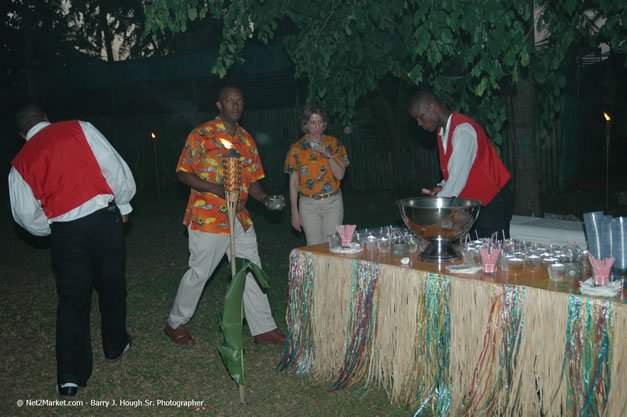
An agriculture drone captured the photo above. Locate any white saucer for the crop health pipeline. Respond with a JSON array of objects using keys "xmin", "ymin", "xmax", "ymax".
[{"xmin": 330, "ymin": 242, "xmax": 363, "ymax": 254}]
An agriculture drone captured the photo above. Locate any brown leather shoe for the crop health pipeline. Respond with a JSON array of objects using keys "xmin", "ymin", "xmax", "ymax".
[
  {"xmin": 164, "ymin": 322, "xmax": 195, "ymax": 345},
  {"xmin": 253, "ymin": 329, "xmax": 286, "ymax": 345}
]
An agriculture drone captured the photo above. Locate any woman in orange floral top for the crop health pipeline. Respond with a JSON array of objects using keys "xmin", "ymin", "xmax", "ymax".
[{"xmin": 284, "ymin": 104, "xmax": 350, "ymax": 245}]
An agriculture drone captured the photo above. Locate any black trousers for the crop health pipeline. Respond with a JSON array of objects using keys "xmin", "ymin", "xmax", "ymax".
[
  {"xmin": 50, "ymin": 204, "xmax": 129, "ymax": 386},
  {"xmin": 469, "ymin": 184, "xmax": 513, "ymax": 240}
]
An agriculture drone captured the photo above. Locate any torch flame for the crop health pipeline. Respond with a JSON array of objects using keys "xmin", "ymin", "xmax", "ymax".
[
  {"xmin": 151, "ymin": 132, "xmax": 156, "ymax": 139},
  {"xmin": 603, "ymin": 112, "xmax": 611, "ymax": 121},
  {"xmin": 219, "ymin": 138, "xmax": 233, "ymax": 149}
]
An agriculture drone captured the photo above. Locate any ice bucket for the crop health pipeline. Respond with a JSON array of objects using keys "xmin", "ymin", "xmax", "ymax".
[{"xmin": 397, "ymin": 197, "xmax": 481, "ymax": 262}]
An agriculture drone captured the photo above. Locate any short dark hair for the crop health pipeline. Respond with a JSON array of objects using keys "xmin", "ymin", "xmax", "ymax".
[
  {"xmin": 408, "ymin": 89, "xmax": 438, "ymax": 111},
  {"xmin": 300, "ymin": 103, "xmax": 329, "ymax": 133},
  {"xmin": 217, "ymin": 86, "xmax": 242, "ymax": 101},
  {"xmin": 16, "ymin": 105, "xmax": 46, "ymax": 135}
]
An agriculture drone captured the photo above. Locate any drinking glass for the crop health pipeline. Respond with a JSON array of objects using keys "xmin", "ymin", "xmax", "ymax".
[
  {"xmin": 525, "ymin": 254, "xmax": 542, "ymax": 273},
  {"xmin": 327, "ymin": 233, "xmax": 341, "ymax": 250},
  {"xmin": 548, "ymin": 263, "xmax": 566, "ymax": 281},
  {"xmin": 377, "ymin": 236, "xmax": 391, "ymax": 253},
  {"xmin": 506, "ymin": 256, "xmax": 525, "ymax": 275},
  {"xmin": 365, "ymin": 235, "xmax": 378, "ymax": 251},
  {"xmin": 407, "ymin": 234, "xmax": 419, "ymax": 254},
  {"xmin": 462, "ymin": 248, "xmax": 478, "ymax": 265}
]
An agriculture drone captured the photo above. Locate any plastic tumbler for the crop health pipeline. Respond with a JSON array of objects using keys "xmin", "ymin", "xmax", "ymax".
[
  {"xmin": 327, "ymin": 233, "xmax": 341, "ymax": 250},
  {"xmin": 365, "ymin": 235, "xmax": 378, "ymax": 251},
  {"xmin": 377, "ymin": 236, "xmax": 391, "ymax": 253}
]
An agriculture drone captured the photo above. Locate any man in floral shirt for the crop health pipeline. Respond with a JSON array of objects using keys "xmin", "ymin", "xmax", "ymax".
[{"xmin": 164, "ymin": 86, "xmax": 286, "ymax": 345}]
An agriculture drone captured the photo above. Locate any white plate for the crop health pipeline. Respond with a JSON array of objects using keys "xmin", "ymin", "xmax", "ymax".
[
  {"xmin": 579, "ymin": 278, "xmax": 622, "ymax": 297},
  {"xmin": 330, "ymin": 242, "xmax": 363, "ymax": 254}
]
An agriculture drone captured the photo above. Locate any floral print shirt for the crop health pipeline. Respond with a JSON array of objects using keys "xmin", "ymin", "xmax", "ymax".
[
  {"xmin": 284, "ymin": 135, "xmax": 350, "ymax": 195},
  {"xmin": 176, "ymin": 118, "xmax": 264, "ymax": 234}
]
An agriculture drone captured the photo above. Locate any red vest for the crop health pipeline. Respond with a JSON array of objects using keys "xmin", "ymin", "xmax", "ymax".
[
  {"xmin": 11, "ymin": 121, "xmax": 113, "ymax": 219},
  {"xmin": 438, "ymin": 113, "xmax": 510, "ymax": 206}
]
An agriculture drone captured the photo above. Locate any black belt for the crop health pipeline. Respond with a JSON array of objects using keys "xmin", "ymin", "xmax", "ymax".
[{"xmin": 102, "ymin": 201, "xmax": 117, "ymax": 213}]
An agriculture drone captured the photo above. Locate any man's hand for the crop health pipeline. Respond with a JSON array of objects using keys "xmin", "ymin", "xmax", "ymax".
[
  {"xmin": 121, "ymin": 215, "xmax": 129, "ymax": 223},
  {"xmin": 263, "ymin": 194, "xmax": 286, "ymax": 210},
  {"xmin": 421, "ymin": 186, "xmax": 442, "ymax": 196},
  {"xmin": 212, "ymin": 184, "xmax": 226, "ymax": 199}
]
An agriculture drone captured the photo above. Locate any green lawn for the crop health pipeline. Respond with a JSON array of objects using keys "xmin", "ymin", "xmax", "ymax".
[
  {"xmin": 4, "ymin": 185, "xmax": 615, "ymax": 416},
  {"xmin": 0, "ymin": 190, "xmax": 421, "ymax": 417}
]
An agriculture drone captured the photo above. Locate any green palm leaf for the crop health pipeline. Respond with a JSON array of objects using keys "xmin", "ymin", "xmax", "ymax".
[{"xmin": 218, "ymin": 257, "xmax": 270, "ymax": 387}]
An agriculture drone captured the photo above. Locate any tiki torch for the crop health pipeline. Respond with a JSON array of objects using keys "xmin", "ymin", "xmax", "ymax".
[
  {"xmin": 219, "ymin": 139, "xmax": 241, "ymax": 280},
  {"xmin": 151, "ymin": 132, "xmax": 161, "ymax": 200},
  {"xmin": 604, "ymin": 112, "xmax": 611, "ymax": 211},
  {"xmin": 218, "ymin": 138, "xmax": 247, "ymax": 404}
]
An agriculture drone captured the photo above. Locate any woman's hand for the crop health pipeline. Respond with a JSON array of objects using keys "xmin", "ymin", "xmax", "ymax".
[
  {"xmin": 291, "ymin": 210, "xmax": 303, "ymax": 232},
  {"xmin": 311, "ymin": 140, "xmax": 331, "ymax": 157}
]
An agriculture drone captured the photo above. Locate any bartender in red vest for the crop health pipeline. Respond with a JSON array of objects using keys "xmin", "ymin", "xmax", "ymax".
[
  {"xmin": 9, "ymin": 105, "xmax": 136, "ymax": 400},
  {"xmin": 409, "ymin": 90, "xmax": 513, "ymax": 238}
]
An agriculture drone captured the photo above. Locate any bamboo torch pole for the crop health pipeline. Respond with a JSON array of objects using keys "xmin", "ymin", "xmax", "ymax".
[
  {"xmin": 223, "ymin": 156, "xmax": 241, "ymax": 277},
  {"xmin": 223, "ymin": 155, "xmax": 245, "ymax": 404},
  {"xmin": 225, "ymin": 190, "xmax": 239, "ymax": 277},
  {"xmin": 151, "ymin": 132, "xmax": 161, "ymax": 201},
  {"xmin": 603, "ymin": 112, "xmax": 611, "ymax": 211}
]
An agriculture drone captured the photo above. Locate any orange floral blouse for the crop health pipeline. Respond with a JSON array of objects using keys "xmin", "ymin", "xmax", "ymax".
[{"xmin": 284, "ymin": 135, "xmax": 350, "ymax": 195}]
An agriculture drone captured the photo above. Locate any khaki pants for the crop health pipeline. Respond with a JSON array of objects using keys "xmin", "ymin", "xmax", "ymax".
[
  {"xmin": 299, "ymin": 191, "xmax": 344, "ymax": 245},
  {"xmin": 167, "ymin": 221, "xmax": 277, "ymax": 336}
]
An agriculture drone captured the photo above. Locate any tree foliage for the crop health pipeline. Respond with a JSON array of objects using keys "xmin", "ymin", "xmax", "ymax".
[
  {"xmin": 145, "ymin": 0, "xmax": 625, "ymax": 145},
  {"xmin": 1, "ymin": 0, "xmax": 89, "ymax": 97},
  {"xmin": 65, "ymin": 0, "xmax": 164, "ymax": 61},
  {"xmin": 1, "ymin": 1, "xmax": 82, "ymax": 67},
  {"xmin": 534, "ymin": 0, "xmax": 626, "ymax": 135},
  {"xmin": 2, "ymin": 0, "xmax": 173, "ymax": 101}
]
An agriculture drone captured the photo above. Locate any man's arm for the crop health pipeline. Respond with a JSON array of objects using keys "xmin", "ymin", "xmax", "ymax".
[
  {"xmin": 81, "ymin": 121, "xmax": 136, "ymax": 215},
  {"xmin": 248, "ymin": 181, "xmax": 268, "ymax": 204},
  {"xmin": 8, "ymin": 168, "xmax": 51, "ymax": 236},
  {"xmin": 437, "ymin": 123, "xmax": 477, "ymax": 198},
  {"xmin": 176, "ymin": 171, "xmax": 225, "ymax": 198}
]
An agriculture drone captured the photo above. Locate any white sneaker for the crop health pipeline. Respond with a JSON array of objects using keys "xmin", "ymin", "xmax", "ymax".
[
  {"xmin": 56, "ymin": 382, "xmax": 78, "ymax": 400},
  {"xmin": 105, "ymin": 335, "xmax": 132, "ymax": 361}
]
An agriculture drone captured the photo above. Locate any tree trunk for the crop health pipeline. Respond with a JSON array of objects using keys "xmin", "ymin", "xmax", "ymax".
[
  {"xmin": 510, "ymin": 0, "xmax": 542, "ymax": 217},
  {"xmin": 100, "ymin": 12, "xmax": 115, "ymax": 62},
  {"xmin": 511, "ymin": 76, "xmax": 542, "ymax": 216}
]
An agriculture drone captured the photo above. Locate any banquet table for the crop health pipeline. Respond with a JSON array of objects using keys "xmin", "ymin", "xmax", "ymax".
[{"xmin": 278, "ymin": 244, "xmax": 626, "ymax": 417}]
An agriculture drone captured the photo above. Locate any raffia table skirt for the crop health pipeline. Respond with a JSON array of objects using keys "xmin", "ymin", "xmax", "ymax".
[{"xmin": 278, "ymin": 245, "xmax": 627, "ymax": 417}]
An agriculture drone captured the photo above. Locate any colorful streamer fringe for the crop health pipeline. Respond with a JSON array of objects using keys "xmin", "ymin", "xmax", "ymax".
[
  {"xmin": 278, "ymin": 250, "xmax": 315, "ymax": 375},
  {"xmin": 411, "ymin": 273, "xmax": 452, "ymax": 417},
  {"xmin": 330, "ymin": 259, "xmax": 380, "ymax": 394},
  {"xmin": 279, "ymin": 250, "xmax": 624, "ymax": 417},
  {"xmin": 555, "ymin": 296, "xmax": 613, "ymax": 417},
  {"xmin": 462, "ymin": 285, "xmax": 526, "ymax": 416}
]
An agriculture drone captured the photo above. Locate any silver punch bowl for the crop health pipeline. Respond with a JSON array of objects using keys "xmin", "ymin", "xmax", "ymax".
[{"xmin": 397, "ymin": 197, "xmax": 482, "ymax": 262}]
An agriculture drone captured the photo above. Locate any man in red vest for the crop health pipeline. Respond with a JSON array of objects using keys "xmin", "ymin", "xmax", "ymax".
[
  {"xmin": 9, "ymin": 105, "xmax": 136, "ymax": 400},
  {"xmin": 409, "ymin": 90, "xmax": 513, "ymax": 238}
]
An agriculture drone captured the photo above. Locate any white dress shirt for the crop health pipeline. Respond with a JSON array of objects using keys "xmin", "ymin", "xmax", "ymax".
[
  {"xmin": 9, "ymin": 121, "xmax": 136, "ymax": 236},
  {"xmin": 437, "ymin": 114, "xmax": 478, "ymax": 198}
]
